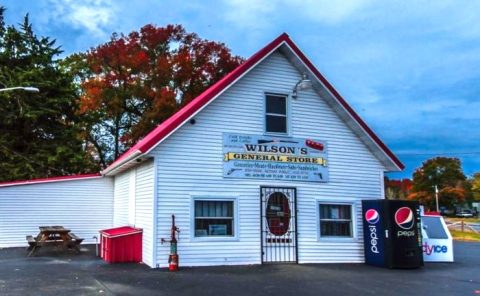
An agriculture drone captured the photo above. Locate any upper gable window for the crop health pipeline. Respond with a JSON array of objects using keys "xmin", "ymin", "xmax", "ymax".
[{"xmin": 265, "ymin": 94, "xmax": 288, "ymax": 134}]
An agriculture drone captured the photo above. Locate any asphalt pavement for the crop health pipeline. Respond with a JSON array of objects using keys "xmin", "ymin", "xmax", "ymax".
[{"xmin": 0, "ymin": 241, "xmax": 478, "ymax": 296}]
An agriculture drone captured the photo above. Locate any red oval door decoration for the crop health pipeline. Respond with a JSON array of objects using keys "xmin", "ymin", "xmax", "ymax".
[{"xmin": 266, "ymin": 192, "xmax": 291, "ymax": 236}]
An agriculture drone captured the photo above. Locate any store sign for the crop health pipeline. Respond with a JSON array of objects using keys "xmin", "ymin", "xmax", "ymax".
[
  {"xmin": 223, "ymin": 133, "xmax": 328, "ymax": 182},
  {"xmin": 422, "ymin": 239, "xmax": 454, "ymax": 262}
]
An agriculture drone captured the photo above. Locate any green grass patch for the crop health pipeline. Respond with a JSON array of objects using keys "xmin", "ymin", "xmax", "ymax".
[{"xmin": 450, "ymin": 230, "xmax": 480, "ymax": 242}]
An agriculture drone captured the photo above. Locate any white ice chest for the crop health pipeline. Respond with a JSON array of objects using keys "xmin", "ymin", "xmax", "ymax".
[{"xmin": 421, "ymin": 214, "xmax": 454, "ymax": 262}]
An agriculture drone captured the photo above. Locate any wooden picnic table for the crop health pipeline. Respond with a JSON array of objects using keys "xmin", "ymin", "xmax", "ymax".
[{"xmin": 26, "ymin": 226, "xmax": 84, "ymax": 257}]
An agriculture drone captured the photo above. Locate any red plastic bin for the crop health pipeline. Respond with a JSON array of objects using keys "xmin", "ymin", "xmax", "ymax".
[{"xmin": 99, "ymin": 226, "xmax": 142, "ymax": 263}]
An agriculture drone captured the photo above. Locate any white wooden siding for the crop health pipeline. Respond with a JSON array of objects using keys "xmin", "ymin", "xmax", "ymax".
[
  {"xmin": 134, "ymin": 159, "xmax": 155, "ymax": 267},
  {"xmin": 113, "ymin": 171, "xmax": 130, "ymax": 226},
  {"xmin": 0, "ymin": 177, "xmax": 113, "ymax": 247},
  {"xmin": 149, "ymin": 51, "xmax": 387, "ymax": 267},
  {"xmin": 128, "ymin": 170, "xmax": 136, "ymax": 225}
]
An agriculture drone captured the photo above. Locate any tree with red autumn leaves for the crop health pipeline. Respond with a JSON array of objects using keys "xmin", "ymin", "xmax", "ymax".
[
  {"xmin": 66, "ymin": 24, "xmax": 243, "ymax": 166},
  {"xmin": 384, "ymin": 178, "xmax": 413, "ymax": 200},
  {"xmin": 407, "ymin": 157, "xmax": 472, "ymax": 211}
]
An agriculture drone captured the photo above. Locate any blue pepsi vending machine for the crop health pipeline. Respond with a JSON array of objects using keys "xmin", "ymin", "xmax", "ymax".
[{"xmin": 362, "ymin": 200, "xmax": 423, "ymax": 268}]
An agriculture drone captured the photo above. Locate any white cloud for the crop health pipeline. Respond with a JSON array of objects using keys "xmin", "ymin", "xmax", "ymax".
[
  {"xmin": 223, "ymin": 0, "xmax": 277, "ymax": 29},
  {"xmin": 294, "ymin": 0, "xmax": 374, "ymax": 24},
  {"xmin": 48, "ymin": 0, "xmax": 116, "ymax": 38},
  {"xmin": 223, "ymin": 0, "xmax": 374, "ymax": 29}
]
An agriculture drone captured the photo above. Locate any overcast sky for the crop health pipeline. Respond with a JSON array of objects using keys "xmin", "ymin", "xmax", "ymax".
[{"xmin": 4, "ymin": 0, "xmax": 480, "ymax": 178}]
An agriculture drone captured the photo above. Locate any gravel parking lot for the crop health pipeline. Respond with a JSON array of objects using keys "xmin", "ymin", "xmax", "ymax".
[{"xmin": 0, "ymin": 241, "xmax": 478, "ymax": 296}]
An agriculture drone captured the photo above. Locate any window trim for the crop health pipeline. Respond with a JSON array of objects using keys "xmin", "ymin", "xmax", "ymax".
[
  {"xmin": 316, "ymin": 200, "xmax": 357, "ymax": 242},
  {"xmin": 190, "ymin": 196, "xmax": 239, "ymax": 242},
  {"xmin": 264, "ymin": 93, "xmax": 290, "ymax": 136}
]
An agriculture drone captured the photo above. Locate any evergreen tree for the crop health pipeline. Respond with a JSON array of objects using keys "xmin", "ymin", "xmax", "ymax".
[{"xmin": 0, "ymin": 7, "xmax": 97, "ymax": 181}]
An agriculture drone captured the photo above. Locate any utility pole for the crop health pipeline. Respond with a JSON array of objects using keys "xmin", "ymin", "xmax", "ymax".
[{"xmin": 435, "ymin": 185, "xmax": 439, "ymax": 213}]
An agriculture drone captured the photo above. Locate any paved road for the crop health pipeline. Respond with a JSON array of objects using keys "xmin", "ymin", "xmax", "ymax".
[{"xmin": 0, "ymin": 242, "xmax": 479, "ymax": 296}]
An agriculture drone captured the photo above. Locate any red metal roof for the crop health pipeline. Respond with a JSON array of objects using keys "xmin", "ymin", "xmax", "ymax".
[
  {"xmin": 103, "ymin": 33, "xmax": 404, "ymax": 174},
  {"xmin": 0, "ymin": 173, "xmax": 102, "ymax": 188}
]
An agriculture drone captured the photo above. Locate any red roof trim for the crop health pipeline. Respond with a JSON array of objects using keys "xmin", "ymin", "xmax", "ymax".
[
  {"xmin": 0, "ymin": 173, "xmax": 102, "ymax": 188},
  {"xmin": 104, "ymin": 32, "xmax": 403, "ymax": 173},
  {"xmin": 103, "ymin": 33, "xmax": 289, "ymax": 173},
  {"xmin": 282, "ymin": 38, "xmax": 404, "ymax": 170}
]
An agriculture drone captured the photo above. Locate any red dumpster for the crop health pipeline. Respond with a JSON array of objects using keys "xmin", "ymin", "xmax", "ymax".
[{"xmin": 99, "ymin": 226, "xmax": 142, "ymax": 263}]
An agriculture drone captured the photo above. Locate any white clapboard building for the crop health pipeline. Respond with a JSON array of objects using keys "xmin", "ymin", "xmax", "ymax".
[{"xmin": 0, "ymin": 33, "xmax": 403, "ymax": 268}]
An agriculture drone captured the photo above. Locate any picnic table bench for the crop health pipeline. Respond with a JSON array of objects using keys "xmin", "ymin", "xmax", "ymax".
[{"xmin": 26, "ymin": 226, "xmax": 84, "ymax": 257}]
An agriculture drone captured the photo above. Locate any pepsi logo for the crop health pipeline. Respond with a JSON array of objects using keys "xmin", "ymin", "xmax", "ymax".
[
  {"xmin": 365, "ymin": 209, "xmax": 379, "ymax": 224},
  {"xmin": 395, "ymin": 207, "xmax": 414, "ymax": 229}
]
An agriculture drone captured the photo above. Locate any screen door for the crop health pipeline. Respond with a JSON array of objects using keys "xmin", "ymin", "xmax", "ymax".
[{"xmin": 261, "ymin": 186, "xmax": 297, "ymax": 263}]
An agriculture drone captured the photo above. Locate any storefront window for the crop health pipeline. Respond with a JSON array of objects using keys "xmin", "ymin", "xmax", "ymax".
[
  {"xmin": 194, "ymin": 200, "xmax": 234, "ymax": 237},
  {"xmin": 319, "ymin": 203, "xmax": 353, "ymax": 237}
]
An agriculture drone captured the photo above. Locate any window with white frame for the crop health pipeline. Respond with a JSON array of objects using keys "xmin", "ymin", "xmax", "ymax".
[
  {"xmin": 319, "ymin": 203, "xmax": 354, "ymax": 238},
  {"xmin": 265, "ymin": 94, "xmax": 288, "ymax": 134},
  {"xmin": 194, "ymin": 200, "xmax": 234, "ymax": 237}
]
